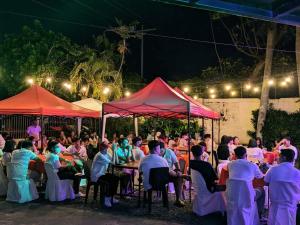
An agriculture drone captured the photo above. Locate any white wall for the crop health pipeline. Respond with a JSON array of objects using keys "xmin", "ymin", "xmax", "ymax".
[{"xmin": 199, "ymin": 98, "xmax": 300, "ymax": 144}]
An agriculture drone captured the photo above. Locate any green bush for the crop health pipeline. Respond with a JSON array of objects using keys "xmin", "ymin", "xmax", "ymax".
[{"xmin": 249, "ymin": 107, "xmax": 300, "ymax": 149}]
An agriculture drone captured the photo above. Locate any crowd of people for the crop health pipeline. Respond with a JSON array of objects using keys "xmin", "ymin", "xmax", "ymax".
[{"xmin": 0, "ymin": 118, "xmax": 299, "ymax": 225}]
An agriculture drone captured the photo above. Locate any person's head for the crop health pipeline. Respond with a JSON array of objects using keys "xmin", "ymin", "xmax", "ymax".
[
  {"xmin": 118, "ymin": 138, "xmax": 129, "ymax": 149},
  {"xmin": 32, "ymin": 118, "xmax": 39, "ymax": 126},
  {"xmin": 220, "ymin": 135, "xmax": 228, "ymax": 145},
  {"xmin": 3, "ymin": 139, "xmax": 16, "ymax": 153},
  {"xmin": 159, "ymin": 141, "xmax": 166, "ymax": 156},
  {"xmin": 248, "ymin": 139, "xmax": 258, "ymax": 148},
  {"xmin": 233, "ymin": 136, "xmax": 240, "ymax": 145},
  {"xmin": 148, "ymin": 140, "xmax": 160, "ymax": 155},
  {"xmin": 47, "ymin": 141, "xmax": 61, "ymax": 154},
  {"xmin": 234, "ymin": 146, "xmax": 247, "ymax": 159},
  {"xmin": 81, "ymin": 136, "xmax": 90, "ymax": 146},
  {"xmin": 1, "ymin": 132, "xmax": 9, "ymax": 139},
  {"xmin": 279, "ymin": 149, "xmax": 295, "ymax": 163},
  {"xmin": 256, "ymin": 137, "xmax": 262, "ymax": 147},
  {"xmin": 21, "ymin": 140, "xmax": 34, "ymax": 151},
  {"xmin": 204, "ymin": 134, "xmax": 211, "ymax": 140},
  {"xmin": 99, "ymin": 141, "xmax": 109, "ymax": 154},
  {"xmin": 60, "ymin": 131, "xmax": 65, "ymax": 137},
  {"xmin": 181, "ymin": 132, "xmax": 188, "ymax": 140},
  {"xmin": 28, "ymin": 136, "xmax": 35, "ymax": 142},
  {"xmin": 72, "ymin": 137, "xmax": 81, "ymax": 148},
  {"xmin": 158, "ymin": 134, "xmax": 168, "ymax": 143},
  {"xmin": 191, "ymin": 145, "xmax": 204, "ymax": 159},
  {"xmin": 71, "ymin": 131, "xmax": 76, "ymax": 137},
  {"xmin": 132, "ymin": 137, "xmax": 142, "ymax": 147},
  {"xmin": 228, "ymin": 136, "xmax": 234, "ymax": 145},
  {"xmin": 283, "ymin": 137, "xmax": 292, "ymax": 146},
  {"xmin": 199, "ymin": 141, "xmax": 207, "ymax": 151}
]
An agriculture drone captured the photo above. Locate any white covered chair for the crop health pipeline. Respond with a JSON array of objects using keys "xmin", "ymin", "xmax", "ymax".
[
  {"xmin": 191, "ymin": 169, "xmax": 226, "ymax": 216},
  {"xmin": 0, "ymin": 162, "xmax": 8, "ymax": 196},
  {"xmin": 44, "ymin": 163, "xmax": 75, "ymax": 202},
  {"xmin": 268, "ymin": 181, "xmax": 300, "ymax": 225},
  {"xmin": 6, "ymin": 162, "xmax": 39, "ymax": 203},
  {"xmin": 226, "ymin": 179, "xmax": 259, "ymax": 225}
]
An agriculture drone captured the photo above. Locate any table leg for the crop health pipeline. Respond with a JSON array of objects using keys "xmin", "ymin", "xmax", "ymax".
[
  {"xmin": 138, "ymin": 171, "xmax": 141, "ymax": 207},
  {"xmin": 111, "ymin": 165, "xmax": 114, "ymax": 205}
]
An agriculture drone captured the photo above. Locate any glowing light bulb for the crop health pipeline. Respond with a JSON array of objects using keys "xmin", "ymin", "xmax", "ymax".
[
  {"xmin": 268, "ymin": 79, "xmax": 275, "ymax": 86},
  {"xmin": 230, "ymin": 91, "xmax": 237, "ymax": 96},
  {"xmin": 81, "ymin": 86, "xmax": 87, "ymax": 92},
  {"xmin": 125, "ymin": 91, "xmax": 131, "ymax": 97},
  {"xmin": 280, "ymin": 81, "xmax": 287, "ymax": 87},
  {"xmin": 103, "ymin": 87, "xmax": 110, "ymax": 95},
  {"xmin": 183, "ymin": 86, "xmax": 190, "ymax": 93},
  {"xmin": 63, "ymin": 83, "xmax": 71, "ymax": 90},
  {"xmin": 245, "ymin": 83, "xmax": 251, "ymax": 90},
  {"xmin": 285, "ymin": 77, "xmax": 292, "ymax": 83},
  {"xmin": 210, "ymin": 94, "xmax": 216, "ymax": 99},
  {"xmin": 193, "ymin": 95, "xmax": 198, "ymax": 100},
  {"xmin": 253, "ymin": 87, "xmax": 260, "ymax": 93},
  {"xmin": 209, "ymin": 88, "xmax": 216, "ymax": 94},
  {"xmin": 224, "ymin": 84, "xmax": 232, "ymax": 91},
  {"xmin": 27, "ymin": 78, "xmax": 34, "ymax": 85},
  {"xmin": 46, "ymin": 77, "xmax": 52, "ymax": 83}
]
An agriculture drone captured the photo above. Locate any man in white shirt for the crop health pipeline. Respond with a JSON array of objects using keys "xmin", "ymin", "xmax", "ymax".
[
  {"xmin": 65, "ymin": 137, "xmax": 87, "ymax": 159},
  {"xmin": 132, "ymin": 137, "xmax": 145, "ymax": 161},
  {"xmin": 264, "ymin": 149, "xmax": 300, "ymax": 225},
  {"xmin": 139, "ymin": 140, "xmax": 169, "ymax": 198},
  {"xmin": 26, "ymin": 119, "xmax": 41, "ymax": 141},
  {"xmin": 228, "ymin": 146, "xmax": 265, "ymax": 217},
  {"xmin": 276, "ymin": 137, "xmax": 298, "ymax": 162},
  {"xmin": 11, "ymin": 140, "xmax": 40, "ymax": 166}
]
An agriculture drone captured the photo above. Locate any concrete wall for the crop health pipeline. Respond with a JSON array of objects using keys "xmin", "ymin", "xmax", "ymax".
[{"xmin": 199, "ymin": 98, "xmax": 300, "ymax": 144}]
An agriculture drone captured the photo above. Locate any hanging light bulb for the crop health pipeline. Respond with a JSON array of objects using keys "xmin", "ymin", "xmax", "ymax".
[
  {"xmin": 224, "ymin": 84, "xmax": 232, "ymax": 91},
  {"xmin": 245, "ymin": 83, "xmax": 252, "ymax": 90},
  {"xmin": 193, "ymin": 95, "xmax": 198, "ymax": 100},
  {"xmin": 285, "ymin": 77, "xmax": 292, "ymax": 83},
  {"xmin": 268, "ymin": 79, "xmax": 275, "ymax": 86},
  {"xmin": 183, "ymin": 86, "xmax": 190, "ymax": 93},
  {"xmin": 230, "ymin": 91, "xmax": 237, "ymax": 97},
  {"xmin": 63, "ymin": 82, "xmax": 72, "ymax": 90},
  {"xmin": 46, "ymin": 77, "xmax": 52, "ymax": 83},
  {"xmin": 253, "ymin": 87, "xmax": 260, "ymax": 93},
  {"xmin": 81, "ymin": 86, "xmax": 87, "ymax": 92},
  {"xmin": 27, "ymin": 78, "xmax": 34, "ymax": 85},
  {"xmin": 210, "ymin": 94, "xmax": 216, "ymax": 99},
  {"xmin": 103, "ymin": 87, "xmax": 110, "ymax": 95},
  {"xmin": 280, "ymin": 81, "xmax": 287, "ymax": 87},
  {"xmin": 209, "ymin": 88, "xmax": 216, "ymax": 94},
  {"xmin": 124, "ymin": 91, "xmax": 131, "ymax": 97}
]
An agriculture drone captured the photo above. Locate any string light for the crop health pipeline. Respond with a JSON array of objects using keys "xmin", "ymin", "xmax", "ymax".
[
  {"xmin": 209, "ymin": 88, "xmax": 216, "ymax": 94},
  {"xmin": 224, "ymin": 84, "xmax": 232, "ymax": 91},
  {"xmin": 27, "ymin": 78, "xmax": 34, "ymax": 85},
  {"xmin": 103, "ymin": 87, "xmax": 110, "ymax": 95},
  {"xmin": 183, "ymin": 86, "xmax": 190, "ymax": 93},
  {"xmin": 280, "ymin": 81, "xmax": 287, "ymax": 87},
  {"xmin": 210, "ymin": 94, "xmax": 216, "ymax": 99},
  {"xmin": 193, "ymin": 95, "xmax": 198, "ymax": 100},
  {"xmin": 244, "ymin": 83, "xmax": 252, "ymax": 90},
  {"xmin": 124, "ymin": 91, "xmax": 131, "ymax": 97},
  {"xmin": 285, "ymin": 77, "xmax": 292, "ymax": 83},
  {"xmin": 63, "ymin": 82, "xmax": 71, "ymax": 90},
  {"xmin": 230, "ymin": 91, "xmax": 237, "ymax": 97},
  {"xmin": 46, "ymin": 77, "xmax": 52, "ymax": 83},
  {"xmin": 81, "ymin": 86, "xmax": 87, "ymax": 92},
  {"xmin": 253, "ymin": 87, "xmax": 260, "ymax": 93},
  {"xmin": 268, "ymin": 79, "xmax": 275, "ymax": 86}
]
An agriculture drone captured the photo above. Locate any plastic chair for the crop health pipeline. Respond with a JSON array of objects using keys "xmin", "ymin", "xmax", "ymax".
[
  {"xmin": 0, "ymin": 162, "xmax": 8, "ymax": 196},
  {"xmin": 6, "ymin": 162, "xmax": 39, "ymax": 203},
  {"xmin": 144, "ymin": 167, "xmax": 169, "ymax": 213},
  {"xmin": 44, "ymin": 163, "xmax": 75, "ymax": 202},
  {"xmin": 191, "ymin": 169, "xmax": 226, "ymax": 216}
]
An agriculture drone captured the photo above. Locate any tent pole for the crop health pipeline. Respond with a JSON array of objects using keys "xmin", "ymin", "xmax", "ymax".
[
  {"xmin": 211, "ymin": 119, "xmax": 214, "ymax": 169},
  {"xmin": 187, "ymin": 102, "xmax": 191, "ymax": 203},
  {"xmin": 202, "ymin": 118, "xmax": 204, "ymax": 139},
  {"xmin": 100, "ymin": 106, "xmax": 105, "ymax": 142},
  {"xmin": 218, "ymin": 119, "xmax": 221, "ymax": 144},
  {"xmin": 41, "ymin": 115, "xmax": 44, "ymax": 154}
]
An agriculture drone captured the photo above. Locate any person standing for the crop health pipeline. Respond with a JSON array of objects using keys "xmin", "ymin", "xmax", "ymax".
[{"xmin": 26, "ymin": 119, "xmax": 41, "ymax": 141}]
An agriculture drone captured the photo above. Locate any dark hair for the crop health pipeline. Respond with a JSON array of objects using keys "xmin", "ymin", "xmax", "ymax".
[
  {"xmin": 3, "ymin": 140, "xmax": 16, "ymax": 153},
  {"xmin": 199, "ymin": 141, "xmax": 207, "ymax": 148},
  {"xmin": 28, "ymin": 136, "xmax": 35, "ymax": 141},
  {"xmin": 21, "ymin": 140, "xmax": 34, "ymax": 149},
  {"xmin": 191, "ymin": 145, "xmax": 203, "ymax": 158},
  {"xmin": 248, "ymin": 139, "xmax": 257, "ymax": 148},
  {"xmin": 132, "ymin": 137, "xmax": 142, "ymax": 146},
  {"xmin": 280, "ymin": 149, "xmax": 295, "ymax": 162},
  {"xmin": 284, "ymin": 136, "xmax": 292, "ymax": 142},
  {"xmin": 81, "ymin": 136, "xmax": 89, "ymax": 142},
  {"xmin": 72, "ymin": 137, "xmax": 80, "ymax": 143},
  {"xmin": 256, "ymin": 137, "xmax": 263, "ymax": 148},
  {"xmin": 118, "ymin": 138, "xmax": 127, "ymax": 145},
  {"xmin": 180, "ymin": 131, "xmax": 188, "ymax": 138},
  {"xmin": 1, "ymin": 132, "xmax": 9, "ymax": 139},
  {"xmin": 204, "ymin": 134, "xmax": 211, "ymax": 139},
  {"xmin": 148, "ymin": 140, "xmax": 160, "ymax": 153},
  {"xmin": 220, "ymin": 135, "xmax": 228, "ymax": 145},
  {"xmin": 159, "ymin": 141, "xmax": 165, "ymax": 149},
  {"xmin": 47, "ymin": 141, "xmax": 59, "ymax": 153},
  {"xmin": 234, "ymin": 146, "xmax": 247, "ymax": 159},
  {"xmin": 99, "ymin": 142, "xmax": 109, "ymax": 151}
]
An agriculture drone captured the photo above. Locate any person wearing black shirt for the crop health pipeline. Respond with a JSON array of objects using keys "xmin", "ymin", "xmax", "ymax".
[
  {"xmin": 190, "ymin": 145, "xmax": 225, "ymax": 193},
  {"xmin": 217, "ymin": 135, "xmax": 230, "ymax": 161}
]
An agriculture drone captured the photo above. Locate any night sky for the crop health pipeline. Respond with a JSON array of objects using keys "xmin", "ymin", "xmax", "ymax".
[{"xmin": 0, "ymin": 0, "xmax": 242, "ymax": 82}]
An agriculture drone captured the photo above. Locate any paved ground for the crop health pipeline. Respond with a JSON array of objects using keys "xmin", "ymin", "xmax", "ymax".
[{"xmin": 0, "ymin": 194, "xmax": 226, "ymax": 225}]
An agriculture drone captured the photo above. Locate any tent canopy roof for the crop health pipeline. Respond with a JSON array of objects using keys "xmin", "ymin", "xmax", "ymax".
[
  {"xmin": 103, "ymin": 77, "xmax": 220, "ymax": 119},
  {"xmin": 0, "ymin": 85, "xmax": 99, "ymax": 118}
]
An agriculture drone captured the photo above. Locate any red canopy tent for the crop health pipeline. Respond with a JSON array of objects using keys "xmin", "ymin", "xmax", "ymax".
[
  {"xmin": 0, "ymin": 85, "xmax": 98, "ymax": 118},
  {"xmin": 103, "ymin": 77, "xmax": 220, "ymax": 119}
]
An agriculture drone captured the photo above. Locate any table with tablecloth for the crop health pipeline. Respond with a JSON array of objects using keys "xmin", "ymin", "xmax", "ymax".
[{"xmin": 29, "ymin": 154, "xmax": 75, "ymax": 174}]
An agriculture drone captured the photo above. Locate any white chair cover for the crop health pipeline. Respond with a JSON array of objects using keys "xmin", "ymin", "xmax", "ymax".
[
  {"xmin": 6, "ymin": 162, "xmax": 39, "ymax": 203},
  {"xmin": 191, "ymin": 169, "xmax": 226, "ymax": 216},
  {"xmin": 44, "ymin": 163, "xmax": 75, "ymax": 202},
  {"xmin": 268, "ymin": 181, "xmax": 300, "ymax": 225},
  {"xmin": 0, "ymin": 162, "xmax": 7, "ymax": 195},
  {"xmin": 226, "ymin": 179, "xmax": 259, "ymax": 225}
]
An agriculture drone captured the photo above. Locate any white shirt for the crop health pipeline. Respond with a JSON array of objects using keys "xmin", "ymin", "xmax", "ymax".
[
  {"xmin": 91, "ymin": 152, "xmax": 111, "ymax": 182},
  {"xmin": 228, "ymin": 159, "xmax": 263, "ymax": 182},
  {"xmin": 247, "ymin": 147, "xmax": 264, "ymax": 163},
  {"xmin": 11, "ymin": 148, "xmax": 37, "ymax": 166},
  {"xmin": 132, "ymin": 147, "xmax": 145, "ymax": 161},
  {"xmin": 46, "ymin": 153, "xmax": 61, "ymax": 173},
  {"xmin": 139, "ymin": 154, "xmax": 169, "ymax": 191},
  {"xmin": 57, "ymin": 143, "xmax": 67, "ymax": 153},
  {"xmin": 26, "ymin": 125, "xmax": 41, "ymax": 137},
  {"xmin": 0, "ymin": 134, "xmax": 5, "ymax": 149},
  {"xmin": 279, "ymin": 145, "xmax": 298, "ymax": 161},
  {"xmin": 66, "ymin": 145, "xmax": 87, "ymax": 159},
  {"xmin": 2, "ymin": 152, "xmax": 12, "ymax": 166},
  {"xmin": 265, "ymin": 162, "xmax": 300, "ymax": 184}
]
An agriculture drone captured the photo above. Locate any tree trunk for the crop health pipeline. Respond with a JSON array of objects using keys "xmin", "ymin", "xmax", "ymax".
[
  {"xmin": 296, "ymin": 27, "xmax": 300, "ymax": 97},
  {"xmin": 251, "ymin": 59, "xmax": 265, "ymax": 79},
  {"xmin": 256, "ymin": 23, "xmax": 277, "ymax": 138}
]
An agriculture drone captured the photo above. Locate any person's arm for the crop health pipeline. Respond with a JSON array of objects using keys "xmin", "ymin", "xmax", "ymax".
[
  {"xmin": 254, "ymin": 164, "xmax": 264, "ymax": 179},
  {"xmin": 275, "ymin": 139, "xmax": 285, "ymax": 150},
  {"xmin": 264, "ymin": 168, "xmax": 272, "ymax": 186}
]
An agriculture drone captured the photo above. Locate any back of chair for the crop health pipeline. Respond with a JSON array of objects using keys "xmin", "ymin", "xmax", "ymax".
[
  {"xmin": 226, "ymin": 179, "xmax": 254, "ymax": 208},
  {"xmin": 179, "ymin": 158, "xmax": 186, "ymax": 173},
  {"xmin": 6, "ymin": 162, "xmax": 28, "ymax": 181},
  {"xmin": 149, "ymin": 167, "xmax": 169, "ymax": 191},
  {"xmin": 269, "ymin": 181, "xmax": 300, "ymax": 205},
  {"xmin": 44, "ymin": 163, "xmax": 59, "ymax": 181},
  {"xmin": 191, "ymin": 169, "xmax": 212, "ymax": 196}
]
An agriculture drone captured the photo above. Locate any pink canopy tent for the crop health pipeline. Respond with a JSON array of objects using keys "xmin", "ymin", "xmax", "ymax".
[{"xmin": 103, "ymin": 77, "xmax": 220, "ymax": 119}]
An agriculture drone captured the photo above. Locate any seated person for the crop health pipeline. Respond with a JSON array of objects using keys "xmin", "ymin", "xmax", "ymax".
[
  {"xmin": 159, "ymin": 142, "xmax": 185, "ymax": 207},
  {"xmin": 264, "ymin": 149, "xmax": 300, "ymax": 225},
  {"xmin": 228, "ymin": 146, "xmax": 265, "ymax": 218},
  {"xmin": 132, "ymin": 137, "xmax": 145, "ymax": 161},
  {"xmin": 246, "ymin": 139, "xmax": 264, "ymax": 163},
  {"xmin": 11, "ymin": 140, "xmax": 41, "ymax": 166},
  {"xmin": 91, "ymin": 142, "xmax": 119, "ymax": 207},
  {"xmin": 2, "ymin": 139, "xmax": 16, "ymax": 175},
  {"xmin": 46, "ymin": 141, "xmax": 83, "ymax": 197},
  {"xmin": 276, "ymin": 137, "xmax": 298, "ymax": 162},
  {"xmin": 190, "ymin": 145, "xmax": 225, "ymax": 193},
  {"xmin": 217, "ymin": 135, "xmax": 230, "ymax": 163},
  {"xmin": 65, "ymin": 137, "xmax": 87, "ymax": 160},
  {"xmin": 198, "ymin": 142, "xmax": 210, "ymax": 162},
  {"xmin": 58, "ymin": 131, "xmax": 68, "ymax": 146},
  {"xmin": 89, "ymin": 130, "xmax": 99, "ymax": 148}
]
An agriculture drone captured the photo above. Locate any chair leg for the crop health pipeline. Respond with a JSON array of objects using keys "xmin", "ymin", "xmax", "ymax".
[
  {"xmin": 94, "ymin": 184, "xmax": 99, "ymax": 201},
  {"xmin": 148, "ymin": 190, "xmax": 152, "ymax": 213},
  {"xmin": 162, "ymin": 187, "xmax": 169, "ymax": 210},
  {"xmin": 143, "ymin": 191, "xmax": 147, "ymax": 208},
  {"xmin": 85, "ymin": 182, "xmax": 91, "ymax": 204}
]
